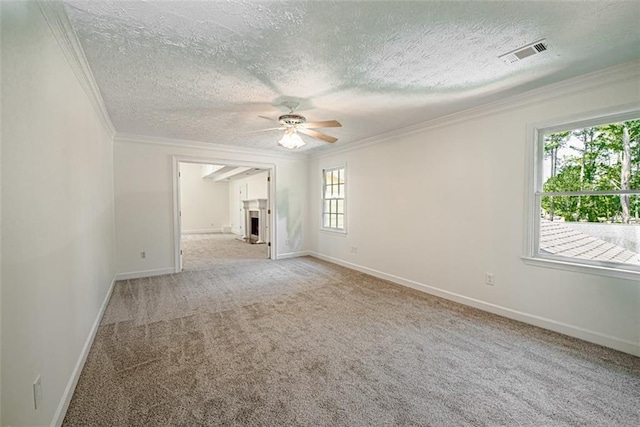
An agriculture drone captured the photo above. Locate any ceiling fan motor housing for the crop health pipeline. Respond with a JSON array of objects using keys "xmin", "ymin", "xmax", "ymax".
[{"xmin": 279, "ymin": 114, "xmax": 306, "ymax": 126}]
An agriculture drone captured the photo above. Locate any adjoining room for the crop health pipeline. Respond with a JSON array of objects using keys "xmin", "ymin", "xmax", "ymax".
[{"xmin": 178, "ymin": 161, "xmax": 272, "ymax": 271}]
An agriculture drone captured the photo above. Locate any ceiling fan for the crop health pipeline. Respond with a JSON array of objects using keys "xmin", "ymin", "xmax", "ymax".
[{"xmin": 258, "ymin": 101, "xmax": 342, "ymax": 149}]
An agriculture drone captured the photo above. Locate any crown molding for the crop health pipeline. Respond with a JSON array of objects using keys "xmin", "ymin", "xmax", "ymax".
[
  {"xmin": 114, "ymin": 132, "xmax": 308, "ymax": 161},
  {"xmin": 37, "ymin": 0, "xmax": 115, "ymax": 137},
  {"xmin": 314, "ymin": 59, "xmax": 640, "ymax": 159}
]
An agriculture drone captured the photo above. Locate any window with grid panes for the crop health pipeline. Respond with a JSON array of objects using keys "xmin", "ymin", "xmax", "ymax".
[
  {"xmin": 322, "ymin": 167, "xmax": 345, "ymax": 231},
  {"xmin": 525, "ymin": 109, "xmax": 640, "ymax": 279}
]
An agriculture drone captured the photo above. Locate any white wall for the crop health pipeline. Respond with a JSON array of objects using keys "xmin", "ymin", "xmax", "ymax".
[
  {"xmin": 228, "ymin": 171, "xmax": 269, "ymax": 235},
  {"xmin": 309, "ymin": 63, "xmax": 640, "ymax": 356},
  {"xmin": 114, "ymin": 139, "xmax": 308, "ymax": 276},
  {"xmin": 179, "ymin": 162, "xmax": 230, "ymax": 233},
  {"xmin": 1, "ymin": 3, "xmax": 116, "ymax": 425},
  {"xmin": 241, "ymin": 171, "xmax": 269, "ymax": 200}
]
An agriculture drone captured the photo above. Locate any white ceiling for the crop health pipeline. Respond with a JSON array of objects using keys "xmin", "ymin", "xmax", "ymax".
[
  {"xmin": 63, "ymin": 1, "xmax": 640, "ymax": 154},
  {"xmin": 200, "ymin": 164, "xmax": 267, "ymax": 181}
]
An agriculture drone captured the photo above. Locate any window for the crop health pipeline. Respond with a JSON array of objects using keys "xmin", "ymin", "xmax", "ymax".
[
  {"xmin": 527, "ymin": 110, "xmax": 640, "ymax": 278},
  {"xmin": 322, "ymin": 166, "xmax": 345, "ymax": 231}
]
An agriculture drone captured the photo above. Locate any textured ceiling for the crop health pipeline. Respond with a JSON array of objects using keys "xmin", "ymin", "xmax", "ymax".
[{"xmin": 63, "ymin": 1, "xmax": 640, "ymax": 154}]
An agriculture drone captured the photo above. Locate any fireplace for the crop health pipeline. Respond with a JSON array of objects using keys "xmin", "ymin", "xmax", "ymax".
[
  {"xmin": 250, "ymin": 214, "xmax": 259, "ymax": 239},
  {"xmin": 241, "ymin": 199, "xmax": 268, "ymax": 244}
]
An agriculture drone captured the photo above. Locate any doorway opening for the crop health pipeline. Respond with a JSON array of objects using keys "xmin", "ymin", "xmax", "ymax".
[{"xmin": 173, "ymin": 157, "xmax": 275, "ymax": 272}]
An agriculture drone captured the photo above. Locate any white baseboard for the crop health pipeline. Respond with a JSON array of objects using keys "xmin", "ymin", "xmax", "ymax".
[
  {"xmin": 181, "ymin": 228, "xmax": 222, "ymax": 234},
  {"xmin": 277, "ymin": 251, "xmax": 311, "ymax": 260},
  {"xmin": 115, "ymin": 267, "xmax": 175, "ymax": 280},
  {"xmin": 51, "ymin": 276, "xmax": 116, "ymax": 427},
  {"xmin": 309, "ymin": 252, "xmax": 640, "ymax": 357}
]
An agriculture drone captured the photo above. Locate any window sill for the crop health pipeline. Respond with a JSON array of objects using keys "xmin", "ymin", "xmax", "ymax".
[
  {"xmin": 320, "ymin": 228, "xmax": 347, "ymax": 235},
  {"xmin": 522, "ymin": 256, "xmax": 640, "ymax": 281}
]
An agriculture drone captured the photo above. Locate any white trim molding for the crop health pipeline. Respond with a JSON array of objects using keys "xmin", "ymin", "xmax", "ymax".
[
  {"xmin": 115, "ymin": 133, "xmax": 306, "ymax": 161},
  {"xmin": 181, "ymin": 228, "xmax": 225, "ymax": 235},
  {"xmin": 314, "ymin": 60, "xmax": 640, "ymax": 159},
  {"xmin": 37, "ymin": 1, "xmax": 115, "ymax": 137},
  {"xmin": 277, "ymin": 251, "xmax": 311, "ymax": 260},
  {"xmin": 114, "ymin": 268, "xmax": 175, "ymax": 281},
  {"xmin": 310, "ymin": 252, "xmax": 640, "ymax": 357},
  {"xmin": 522, "ymin": 256, "xmax": 640, "ymax": 281},
  {"xmin": 52, "ymin": 277, "xmax": 117, "ymax": 427}
]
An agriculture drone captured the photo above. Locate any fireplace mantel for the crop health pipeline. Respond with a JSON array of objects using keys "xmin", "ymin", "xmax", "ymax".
[
  {"xmin": 242, "ymin": 198, "xmax": 267, "ymax": 211},
  {"xmin": 242, "ymin": 199, "xmax": 267, "ymax": 243}
]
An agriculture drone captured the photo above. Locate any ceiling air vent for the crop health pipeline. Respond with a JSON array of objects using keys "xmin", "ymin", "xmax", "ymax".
[{"xmin": 499, "ymin": 39, "xmax": 549, "ymax": 64}]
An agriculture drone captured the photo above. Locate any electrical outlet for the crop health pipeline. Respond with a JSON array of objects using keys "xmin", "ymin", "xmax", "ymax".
[
  {"xmin": 140, "ymin": 251, "xmax": 146, "ymax": 259},
  {"xmin": 33, "ymin": 375, "xmax": 42, "ymax": 410},
  {"xmin": 485, "ymin": 273, "xmax": 495, "ymax": 286},
  {"xmin": 350, "ymin": 246, "xmax": 358, "ymax": 253}
]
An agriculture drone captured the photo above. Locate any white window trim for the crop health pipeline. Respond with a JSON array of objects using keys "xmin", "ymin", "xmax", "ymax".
[
  {"xmin": 523, "ymin": 103, "xmax": 640, "ymax": 281},
  {"xmin": 321, "ymin": 164, "xmax": 347, "ymax": 234}
]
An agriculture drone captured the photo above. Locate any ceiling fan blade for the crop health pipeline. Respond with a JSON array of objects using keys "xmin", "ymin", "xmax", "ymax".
[
  {"xmin": 298, "ymin": 128, "xmax": 338, "ymax": 143},
  {"xmin": 258, "ymin": 115, "xmax": 277, "ymax": 122},
  {"xmin": 301, "ymin": 120, "xmax": 342, "ymax": 129}
]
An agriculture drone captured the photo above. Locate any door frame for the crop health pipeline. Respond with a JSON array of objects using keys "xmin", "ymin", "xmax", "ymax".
[
  {"xmin": 172, "ymin": 155, "xmax": 277, "ymax": 273},
  {"xmin": 237, "ymin": 183, "xmax": 248, "ymax": 237}
]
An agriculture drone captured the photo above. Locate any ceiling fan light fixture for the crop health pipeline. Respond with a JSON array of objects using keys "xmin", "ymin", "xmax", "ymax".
[{"xmin": 278, "ymin": 128, "xmax": 305, "ymax": 149}]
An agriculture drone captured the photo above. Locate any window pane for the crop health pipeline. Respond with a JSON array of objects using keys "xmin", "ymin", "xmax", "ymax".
[
  {"xmin": 542, "ymin": 119, "xmax": 640, "ymax": 191},
  {"xmin": 541, "ymin": 194, "xmax": 640, "ymax": 224},
  {"xmin": 323, "ymin": 214, "xmax": 330, "ymax": 228},
  {"xmin": 322, "ymin": 167, "xmax": 346, "ymax": 230},
  {"xmin": 539, "ymin": 195, "xmax": 640, "ymax": 267}
]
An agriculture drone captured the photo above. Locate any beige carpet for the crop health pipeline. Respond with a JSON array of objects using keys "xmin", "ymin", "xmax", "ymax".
[
  {"xmin": 63, "ymin": 256, "xmax": 639, "ymax": 426},
  {"xmin": 181, "ymin": 233, "xmax": 268, "ymax": 271}
]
